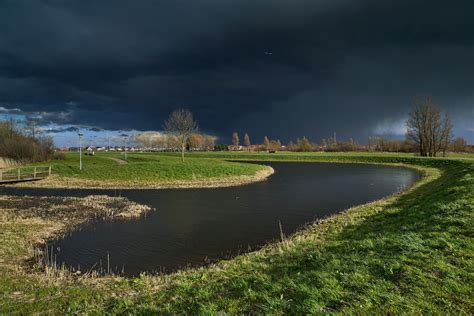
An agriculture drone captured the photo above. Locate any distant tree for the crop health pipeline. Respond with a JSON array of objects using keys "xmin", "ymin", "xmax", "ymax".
[
  {"xmin": 297, "ymin": 137, "xmax": 312, "ymax": 152},
  {"xmin": 322, "ymin": 138, "xmax": 327, "ymax": 148},
  {"xmin": 451, "ymin": 137, "xmax": 467, "ymax": 152},
  {"xmin": 151, "ymin": 133, "xmax": 168, "ymax": 150},
  {"xmin": 0, "ymin": 120, "xmax": 54, "ymax": 162},
  {"xmin": 135, "ymin": 133, "xmax": 151, "ymax": 149},
  {"xmin": 232, "ymin": 132, "xmax": 239, "ymax": 146},
  {"xmin": 263, "ymin": 136, "xmax": 270, "ymax": 150},
  {"xmin": 367, "ymin": 136, "xmax": 378, "ymax": 151},
  {"xmin": 188, "ymin": 133, "xmax": 204, "ymax": 150},
  {"xmin": 400, "ymin": 139, "xmax": 417, "ymax": 153},
  {"xmin": 440, "ymin": 114, "xmax": 453, "ymax": 157},
  {"xmin": 243, "ymin": 133, "xmax": 251, "ymax": 147},
  {"xmin": 214, "ymin": 144, "xmax": 229, "ymax": 151},
  {"xmin": 25, "ymin": 118, "xmax": 38, "ymax": 139},
  {"xmin": 287, "ymin": 140, "xmax": 296, "ymax": 151},
  {"xmin": 347, "ymin": 138, "xmax": 356, "ymax": 151},
  {"xmin": 164, "ymin": 109, "xmax": 198, "ymax": 161},
  {"xmin": 267, "ymin": 139, "xmax": 282, "ymax": 151},
  {"xmin": 406, "ymin": 96, "xmax": 452, "ymax": 157},
  {"xmin": 204, "ymin": 135, "xmax": 216, "ymax": 150}
]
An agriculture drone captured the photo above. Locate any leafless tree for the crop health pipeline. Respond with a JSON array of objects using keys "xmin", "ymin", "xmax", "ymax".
[
  {"xmin": 268, "ymin": 139, "xmax": 282, "ymax": 151},
  {"xmin": 297, "ymin": 137, "xmax": 312, "ymax": 152},
  {"xmin": 263, "ymin": 136, "xmax": 270, "ymax": 150},
  {"xmin": 0, "ymin": 120, "xmax": 54, "ymax": 162},
  {"xmin": 188, "ymin": 133, "xmax": 204, "ymax": 150},
  {"xmin": 164, "ymin": 109, "xmax": 198, "ymax": 161},
  {"xmin": 243, "ymin": 133, "xmax": 250, "ymax": 147},
  {"xmin": 451, "ymin": 137, "xmax": 467, "ymax": 152},
  {"xmin": 287, "ymin": 140, "xmax": 296, "ymax": 151},
  {"xmin": 25, "ymin": 118, "xmax": 38, "ymax": 139},
  {"xmin": 135, "ymin": 133, "xmax": 151, "ymax": 149},
  {"xmin": 206, "ymin": 135, "xmax": 216, "ymax": 150},
  {"xmin": 232, "ymin": 132, "xmax": 239, "ymax": 146},
  {"xmin": 406, "ymin": 96, "xmax": 452, "ymax": 157}
]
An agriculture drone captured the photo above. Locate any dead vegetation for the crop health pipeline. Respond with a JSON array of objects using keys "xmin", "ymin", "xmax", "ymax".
[{"xmin": 0, "ymin": 194, "xmax": 153, "ymax": 275}]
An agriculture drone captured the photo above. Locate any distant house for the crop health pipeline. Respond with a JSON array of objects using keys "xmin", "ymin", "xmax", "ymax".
[
  {"xmin": 228, "ymin": 145, "xmax": 243, "ymax": 151},
  {"xmin": 246, "ymin": 145, "xmax": 261, "ymax": 152}
]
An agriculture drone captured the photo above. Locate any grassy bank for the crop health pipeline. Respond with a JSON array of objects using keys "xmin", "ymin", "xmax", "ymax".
[
  {"xmin": 1, "ymin": 154, "xmax": 473, "ymax": 314},
  {"xmin": 19, "ymin": 152, "xmax": 272, "ymax": 188}
]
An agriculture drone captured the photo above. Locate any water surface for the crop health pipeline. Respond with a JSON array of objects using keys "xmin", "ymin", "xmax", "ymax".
[{"xmin": 1, "ymin": 162, "xmax": 420, "ymax": 275}]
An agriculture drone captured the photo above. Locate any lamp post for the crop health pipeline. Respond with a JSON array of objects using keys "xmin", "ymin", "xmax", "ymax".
[
  {"xmin": 123, "ymin": 135, "xmax": 128, "ymax": 161},
  {"xmin": 78, "ymin": 133, "xmax": 84, "ymax": 171}
]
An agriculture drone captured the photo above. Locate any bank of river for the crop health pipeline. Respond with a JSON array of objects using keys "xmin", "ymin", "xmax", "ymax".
[
  {"xmin": 1, "ymin": 156, "xmax": 472, "ymax": 314},
  {"xmin": 1, "ymin": 162, "xmax": 420, "ymax": 275}
]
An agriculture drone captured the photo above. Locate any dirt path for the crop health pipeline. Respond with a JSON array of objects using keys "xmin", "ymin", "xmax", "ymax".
[{"xmin": 103, "ymin": 157, "xmax": 128, "ymax": 165}]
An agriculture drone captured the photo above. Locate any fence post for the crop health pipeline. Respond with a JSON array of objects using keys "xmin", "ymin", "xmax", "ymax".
[
  {"xmin": 48, "ymin": 166, "xmax": 52, "ymax": 177},
  {"xmin": 0, "ymin": 170, "xmax": 2, "ymax": 181},
  {"xmin": 18, "ymin": 168, "xmax": 21, "ymax": 180},
  {"xmin": 34, "ymin": 167, "xmax": 37, "ymax": 178}
]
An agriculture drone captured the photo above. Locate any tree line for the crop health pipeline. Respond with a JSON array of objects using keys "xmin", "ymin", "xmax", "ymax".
[
  {"xmin": 0, "ymin": 120, "xmax": 57, "ymax": 163},
  {"xmin": 228, "ymin": 96, "xmax": 471, "ymax": 155},
  {"xmin": 135, "ymin": 132, "xmax": 216, "ymax": 152}
]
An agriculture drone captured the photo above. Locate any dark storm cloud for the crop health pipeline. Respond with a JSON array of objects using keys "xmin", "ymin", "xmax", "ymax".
[{"xmin": 0, "ymin": 0, "xmax": 473, "ymax": 142}]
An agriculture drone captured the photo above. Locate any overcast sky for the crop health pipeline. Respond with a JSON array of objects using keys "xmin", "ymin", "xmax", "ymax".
[{"xmin": 0, "ymin": 0, "xmax": 473, "ymax": 146}]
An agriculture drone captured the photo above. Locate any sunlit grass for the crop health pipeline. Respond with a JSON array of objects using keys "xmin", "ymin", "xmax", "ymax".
[
  {"xmin": 30, "ymin": 152, "xmax": 266, "ymax": 183},
  {"xmin": 2, "ymin": 153, "xmax": 473, "ymax": 313}
]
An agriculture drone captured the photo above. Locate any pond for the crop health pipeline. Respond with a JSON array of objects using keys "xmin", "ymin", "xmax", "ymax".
[{"xmin": 2, "ymin": 162, "xmax": 420, "ymax": 275}]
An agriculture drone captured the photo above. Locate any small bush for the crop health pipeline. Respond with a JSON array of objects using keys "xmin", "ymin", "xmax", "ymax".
[{"xmin": 52, "ymin": 152, "xmax": 66, "ymax": 160}]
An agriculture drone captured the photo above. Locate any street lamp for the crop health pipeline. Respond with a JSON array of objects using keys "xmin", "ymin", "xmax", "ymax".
[
  {"xmin": 123, "ymin": 135, "xmax": 128, "ymax": 161},
  {"xmin": 78, "ymin": 133, "xmax": 84, "ymax": 171}
]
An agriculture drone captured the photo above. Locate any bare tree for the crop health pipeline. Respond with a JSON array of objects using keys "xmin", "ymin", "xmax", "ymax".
[
  {"xmin": 164, "ymin": 109, "xmax": 198, "ymax": 161},
  {"xmin": 243, "ymin": 133, "xmax": 250, "ymax": 147},
  {"xmin": 268, "ymin": 139, "xmax": 282, "ymax": 151},
  {"xmin": 406, "ymin": 96, "xmax": 452, "ymax": 157},
  {"xmin": 263, "ymin": 136, "xmax": 270, "ymax": 150},
  {"xmin": 135, "ymin": 133, "xmax": 152, "ymax": 149},
  {"xmin": 287, "ymin": 140, "xmax": 296, "ymax": 151},
  {"xmin": 451, "ymin": 137, "xmax": 467, "ymax": 153},
  {"xmin": 25, "ymin": 118, "xmax": 38, "ymax": 139},
  {"xmin": 188, "ymin": 133, "xmax": 204, "ymax": 151},
  {"xmin": 297, "ymin": 137, "xmax": 312, "ymax": 152},
  {"xmin": 440, "ymin": 114, "xmax": 453, "ymax": 157},
  {"xmin": 204, "ymin": 135, "xmax": 216, "ymax": 150},
  {"xmin": 232, "ymin": 132, "xmax": 239, "ymax": 146}
]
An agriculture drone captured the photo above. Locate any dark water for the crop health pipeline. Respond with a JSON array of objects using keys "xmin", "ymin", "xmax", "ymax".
[{"xmin": 1, "ymin": 162, "xmax": 420, "ymax": 275}]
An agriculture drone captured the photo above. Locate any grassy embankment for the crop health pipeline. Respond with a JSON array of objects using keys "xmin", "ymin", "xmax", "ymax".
[
  {"xmin": 0, "ymin": 153, "xmax": 473, "ymax": 314},
  {"xmin": 21, "ymin": 152, "xmax": 272, "ymax": 188}
]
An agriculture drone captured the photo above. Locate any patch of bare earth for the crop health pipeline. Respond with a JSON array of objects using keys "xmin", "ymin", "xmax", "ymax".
[{"xmin": 103, "ymin": 157, "xmax": 127, "ymax": 165}]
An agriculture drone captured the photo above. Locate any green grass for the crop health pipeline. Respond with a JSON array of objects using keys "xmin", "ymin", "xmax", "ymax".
[
  {"xmin": 1, "ymin": 153, "xmax": 473, "ymax": 314},
  {"xmin": 31, "ymin": 152, "xmax": 266, "ymax": 182}
]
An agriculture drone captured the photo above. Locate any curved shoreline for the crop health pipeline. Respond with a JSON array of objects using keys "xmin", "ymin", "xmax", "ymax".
[
  {"xmin": 2, "ymin": 156, "xmax": 472, "ymax": 314},
  {"xmin": 3, "ymin": 161, "xmax": 421, "ymax": 272},
  {"xmin": 7, "ymin": 165, "xmax": 275, "ymax": 190}
]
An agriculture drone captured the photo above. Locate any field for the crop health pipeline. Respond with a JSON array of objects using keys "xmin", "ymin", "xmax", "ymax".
[
  {"xmin": 1, "ymin": 153, "xmax": 473, "ymax": 314},
  {"xmin": 24, "ymin": 152, "xmax": 272, "ymax": 188}
]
